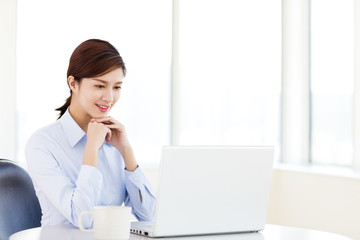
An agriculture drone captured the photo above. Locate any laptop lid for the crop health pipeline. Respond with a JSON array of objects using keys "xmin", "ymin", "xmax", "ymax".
[{"xmin": 150, "ymin": 146, "xmax": 274, "ymax": 237}]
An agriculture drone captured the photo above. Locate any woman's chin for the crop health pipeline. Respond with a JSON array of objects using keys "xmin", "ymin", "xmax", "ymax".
[{"xmin": 93, "ymin": 111, "xmax": 110, "ymax": 119}]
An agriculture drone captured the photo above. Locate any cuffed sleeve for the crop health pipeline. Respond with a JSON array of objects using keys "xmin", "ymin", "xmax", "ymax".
[{"xmin": 124, "ymin": 167, "xmax": 156, "ymax": 221}]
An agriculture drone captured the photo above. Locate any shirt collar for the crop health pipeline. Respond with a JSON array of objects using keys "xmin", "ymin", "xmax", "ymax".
[{"xmin": 60, "ymin": 108, "xmax": 86, "ymax": 148}]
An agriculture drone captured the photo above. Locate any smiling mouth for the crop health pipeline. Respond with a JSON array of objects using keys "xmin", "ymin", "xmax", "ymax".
[{"xmin": 95, "ymin": 104, "xmax": 110, "ymax": 111}]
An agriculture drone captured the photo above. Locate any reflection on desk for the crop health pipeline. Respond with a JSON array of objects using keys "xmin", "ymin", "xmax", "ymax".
[
  {"xmin": 9, "ymin": 224, "xmax": 354, "ymax": 240},
  {"xmin": 130, "ymin": 231, "xmax": 263, "ymax": 240}
]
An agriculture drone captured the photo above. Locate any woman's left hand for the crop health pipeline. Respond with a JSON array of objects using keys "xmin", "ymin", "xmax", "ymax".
[
  {"xmin": 92, "ymin": 116, "xmax": 138, "ymax": 171},
  {"xmin": 92, "ymin": 116, "xmax": 130, "ymax": 153}
]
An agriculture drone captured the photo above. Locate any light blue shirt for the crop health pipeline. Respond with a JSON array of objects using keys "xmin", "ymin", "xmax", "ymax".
[{"xmin": 25, "ymin": 109, "xmax": 156, "ymax": 228}]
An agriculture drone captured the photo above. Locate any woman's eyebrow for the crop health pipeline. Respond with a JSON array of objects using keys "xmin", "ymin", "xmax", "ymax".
[{"xmin": 92, "ymin": 78, "xmax": 123, "ymax": 84}]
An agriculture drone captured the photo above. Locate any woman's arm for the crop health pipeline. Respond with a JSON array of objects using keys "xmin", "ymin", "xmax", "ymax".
[
  {"xmin": 26, "ymin": 132, "xmax": 103, "ymax": 228},
  {"xmin": 93, "ymin": 116, "xmax": 156, "ymax": 220},
  {"xmin": 124, "ymin": 167, "xmax": 156, "ymax": 221}
]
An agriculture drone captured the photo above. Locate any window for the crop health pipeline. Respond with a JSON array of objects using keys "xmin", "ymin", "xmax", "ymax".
[
  {"xmin": 15, "ymin": 0, "xmax": 360, "ymax": 169},
  {"xmin": 174, "ymin": 0, "xmax": 281, "ymax": 160},
  {"xmin": 311, "ymin": 0, "xmax": 354, "ymax": 166},
  {"xmin": 282, "ymin": 0, "xmax": 357, "ymax": 168}
]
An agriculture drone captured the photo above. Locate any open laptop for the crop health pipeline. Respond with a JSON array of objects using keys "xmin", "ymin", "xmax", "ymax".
[{"xmin": 131, "ymin": 146, "xmax": 274, "ymax": 238}]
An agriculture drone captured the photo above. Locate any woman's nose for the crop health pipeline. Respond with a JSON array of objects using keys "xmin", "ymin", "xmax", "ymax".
[{"xmin": 102, "ymin": 88, "xmax": 113, "ymax": 102}]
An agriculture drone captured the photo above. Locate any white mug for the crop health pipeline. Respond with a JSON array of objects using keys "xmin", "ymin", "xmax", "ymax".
[{"xmin": 78, "ymin": 206, "xmax": 132, "ymax": 240}]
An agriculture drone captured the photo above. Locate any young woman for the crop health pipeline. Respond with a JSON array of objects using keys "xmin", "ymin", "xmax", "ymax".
[{"xmin": 25, "ymin": 39, "xmax": 156, "ymax": 228}]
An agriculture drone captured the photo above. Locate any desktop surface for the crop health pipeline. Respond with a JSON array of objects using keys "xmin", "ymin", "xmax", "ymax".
[{"xmin": 9, "ymin": 224, "xmax": 355, "ymax": 240}]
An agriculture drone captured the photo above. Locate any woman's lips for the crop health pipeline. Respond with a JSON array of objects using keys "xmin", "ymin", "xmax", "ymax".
[{"xmin": 95, "ymin": 104, "xmax": 110, "ymax": 112}]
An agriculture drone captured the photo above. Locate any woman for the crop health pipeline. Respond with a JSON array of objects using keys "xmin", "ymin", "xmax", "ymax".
[{"xmin": 25, "ymin": 39, "xmax": 156, "ymax": 228}]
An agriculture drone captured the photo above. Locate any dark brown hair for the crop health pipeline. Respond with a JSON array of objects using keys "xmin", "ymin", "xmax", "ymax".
[{"xmin": 55, "ymin": 39, "xmax": 126, "ymax": 119}]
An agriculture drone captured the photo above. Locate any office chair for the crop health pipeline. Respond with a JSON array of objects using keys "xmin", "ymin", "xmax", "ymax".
[{"xmin": 0, "ymin": 159, "xmax": 42, "ymax": 240}]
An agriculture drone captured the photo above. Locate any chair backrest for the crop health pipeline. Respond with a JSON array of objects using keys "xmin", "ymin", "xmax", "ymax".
[{"xmin": 0, "ymin": 159, "xmax": 42, "ymax": 240}]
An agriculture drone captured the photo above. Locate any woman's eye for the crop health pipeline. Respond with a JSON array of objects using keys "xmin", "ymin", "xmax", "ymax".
[
  {"xmin": 114, "ymin": 86, "xmax": 122, "ymax": 90},
  {"xmin": 96, "ymin": 85, "xmax": 105, "ymax": 88}
]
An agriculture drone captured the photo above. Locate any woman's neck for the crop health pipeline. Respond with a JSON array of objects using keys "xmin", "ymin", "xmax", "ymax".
[{"xmin": 68, "ymin": 105, "xmax": 91, "ymax": 133}]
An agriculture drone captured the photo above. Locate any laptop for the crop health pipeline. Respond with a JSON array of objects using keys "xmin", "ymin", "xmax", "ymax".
[{"xmin": 131, "ymin": 146, "xmax": 274, "ymax": 238}]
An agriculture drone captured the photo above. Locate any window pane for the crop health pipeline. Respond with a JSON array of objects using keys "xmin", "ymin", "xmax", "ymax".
[
  {"xmin": 16, "ymin": 0, "xmax": 171, "ymax": 166},
  {"xmin": 311, "ymin": 0, "xmax": 353, "ymax": 166},
  {"xmin": 177, "ymin": 0, "xmax": 281, "ymax": 157}
]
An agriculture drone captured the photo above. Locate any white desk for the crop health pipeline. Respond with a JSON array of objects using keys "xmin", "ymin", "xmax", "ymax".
[{"xmin": 9, "ymin": 224, "xmax": 354, "ymax": 240}]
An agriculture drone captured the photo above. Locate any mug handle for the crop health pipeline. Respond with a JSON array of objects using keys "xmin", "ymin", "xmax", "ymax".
[{"xmin": 78, "ymin": 211, "xmax": 94, "ymax": 232}]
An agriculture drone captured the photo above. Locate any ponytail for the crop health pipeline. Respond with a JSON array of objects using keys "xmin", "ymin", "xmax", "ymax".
[{"xmin": 55, "ymin": 95, "xmax": 72, "ymax": 119}]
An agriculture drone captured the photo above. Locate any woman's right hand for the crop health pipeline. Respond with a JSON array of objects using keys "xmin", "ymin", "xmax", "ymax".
[
  {"xmin": 82, "ymin": 120, "xmax": 111, "ymax": 167},
  {"xmin": 86, "ymin": 119, "xmax": 112, "ymax": 151}
]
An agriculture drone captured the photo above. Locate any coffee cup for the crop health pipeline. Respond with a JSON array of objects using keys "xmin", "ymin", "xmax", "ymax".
[{"xmin": 78, "ymin": 206, "xmax": 132, "ymax": 240}]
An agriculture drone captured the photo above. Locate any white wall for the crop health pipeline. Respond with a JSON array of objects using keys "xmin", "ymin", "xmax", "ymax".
[
  {"xmin": 143, "ymin": 167, "xmax": 360, "ymax": 240},
  {"xmin": 267, "ymin": 168, "xmax": 360, "ymax": 240},
  {"xmin": 0, "ymin": 0, "xmax": 17, "ymax": 160}
]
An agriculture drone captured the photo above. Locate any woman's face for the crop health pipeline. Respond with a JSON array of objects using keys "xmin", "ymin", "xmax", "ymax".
[{"xmin": 71, "ymin": 68, "xmax": 124, "ymax": 120}]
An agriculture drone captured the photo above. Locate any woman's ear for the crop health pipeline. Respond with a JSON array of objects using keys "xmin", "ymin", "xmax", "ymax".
[{"xmin": 68, "ymin": 76, "xmax": 78, "ymax": 93}]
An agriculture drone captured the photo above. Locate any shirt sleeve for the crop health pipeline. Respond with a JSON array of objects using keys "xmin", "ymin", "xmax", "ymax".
[
  {"xmin": 26, "ymin": 133, "xmax": 103, "ymax": 228},
  {"xmin": 124, "ymin": 167, "xmax": 156, "ymax": 221}
]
